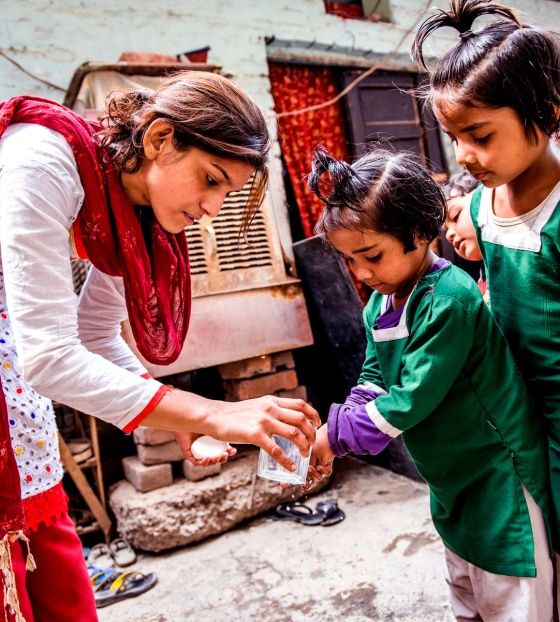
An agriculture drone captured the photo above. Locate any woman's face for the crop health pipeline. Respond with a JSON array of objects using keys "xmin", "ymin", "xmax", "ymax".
[{"xmin": 122, "ymin": 123, "xmax": 255, "ymax": 234}]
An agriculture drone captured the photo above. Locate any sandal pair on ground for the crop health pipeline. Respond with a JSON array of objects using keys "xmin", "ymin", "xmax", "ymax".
[
  {"xmin": 87, "ymin": 537, "xmax": 136, "ymax": 569},
  {"xmin": 268, "ymin": 498, "xmax": 345, "ymax": 526},
  {"xmin": 88, "ymin": 565, "xmax": 157, "ymax": 608}
]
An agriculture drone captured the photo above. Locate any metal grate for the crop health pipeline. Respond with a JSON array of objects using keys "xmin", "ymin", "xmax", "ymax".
[{"xmin": 184, "ymin": 181, "xmax": 273, "ymax": 275}]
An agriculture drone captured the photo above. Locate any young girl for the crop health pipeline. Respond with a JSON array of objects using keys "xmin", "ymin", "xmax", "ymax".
[
  {"xmin": 442, "ymin": 172, "xmax": 487, "ymax": 298},
  {"xmin": 0, "ymin": 73, "xmax": 319, "ymax": 621},
  {"xmin": 306, "ymin": 147, "xmax": 555, "ymax": 621},
  {"xmin": 411, "ymin": 0, "xmax": 560, "ymax": 551}
]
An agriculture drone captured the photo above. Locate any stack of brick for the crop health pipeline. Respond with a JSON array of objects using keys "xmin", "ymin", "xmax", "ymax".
[
  {"xmin": 122, "ymin": 427, "xmax": 221, "ymax": 493},
  {"xmin": 219, "ymin": 350, "xmax": 307, "ymax": 402}
]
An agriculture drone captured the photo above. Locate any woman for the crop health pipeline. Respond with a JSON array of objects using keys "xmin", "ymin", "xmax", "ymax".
[{"xmin": 0, "ymin": 71, "xmax": 319, "ymax": 621}]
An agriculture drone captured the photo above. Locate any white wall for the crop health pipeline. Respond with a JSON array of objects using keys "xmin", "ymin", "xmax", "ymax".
[
  {"xmin": 1, "ymin": 0, "xmax": 558, "ymax": 240},
  {"xmin": 1, "ymin": 0, "xmax": 559, "ymax": 105}
]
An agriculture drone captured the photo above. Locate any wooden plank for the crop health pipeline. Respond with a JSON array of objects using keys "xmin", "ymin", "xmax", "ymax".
[{"xmin": 59, "ymin": 434, "xmax": 112, "ymax": 543}]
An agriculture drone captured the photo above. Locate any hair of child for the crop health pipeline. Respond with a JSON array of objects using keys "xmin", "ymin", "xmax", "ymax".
[
  {"xmin": 97, "ymin": 71, "xmax": 271, "ymax": 235},
  {"xmin": 308, "ymin": 147, "xmax": 446, "ymax": 253},
  {"xmin": 443, "ymin": 170, "xmax": 481, "ymax": 199},
  {"xmin": 411, "ymin": 0, "xmax": 560, "ymax": 142}
]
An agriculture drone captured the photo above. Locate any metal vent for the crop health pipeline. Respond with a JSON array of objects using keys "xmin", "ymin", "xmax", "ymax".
[
  {"xmin": 184, "ymin": 181, "xmax": 273, "ymax": 275},
  {"xmin": 184, "ymin": 225, "xmax": 206, "ymax": 276}
]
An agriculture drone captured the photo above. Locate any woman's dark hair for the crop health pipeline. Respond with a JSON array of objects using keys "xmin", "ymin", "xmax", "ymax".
[
  {"xmin": 411, "ymin": 0, "xmax": 560, "ymax": 142},
  {"xmin": 97, "ymin": 71, "xmax": 271, "ymax": 234},
  {"xmin": 443, "ymin": 170, "xmax": 480, "ymax": 199},
  {"xmin": 308, "ymin": 147, "xmax": 446, "ymax": 253}
]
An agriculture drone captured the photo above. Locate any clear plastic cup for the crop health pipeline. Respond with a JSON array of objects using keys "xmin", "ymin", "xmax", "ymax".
[{"xmin": 257, "ymin": 435, "xmax": 311, "ymax": 485}]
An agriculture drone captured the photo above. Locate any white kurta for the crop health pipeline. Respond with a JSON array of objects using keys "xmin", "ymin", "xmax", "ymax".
[{"xmin": 0, "ymin": 123, "xmax": 164, "ymax": 444}]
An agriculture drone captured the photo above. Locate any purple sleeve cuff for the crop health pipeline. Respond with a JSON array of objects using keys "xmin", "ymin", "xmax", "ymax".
[
  {"xmin": 327, "ymin": 402, "xmax": 393, "ymax": 458},
  {"xmin": 344, "ymin": 385, "xmax": 382, "ymax": 407}
]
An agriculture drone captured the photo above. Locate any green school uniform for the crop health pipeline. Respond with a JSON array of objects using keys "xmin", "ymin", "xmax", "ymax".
[
  {"xmin": 471, "ymin": 185, "xmax": 560, "ymax": 544},
  {"xmin": 359, "ymin": 263, "xmax": 550, "ymax": 577}
]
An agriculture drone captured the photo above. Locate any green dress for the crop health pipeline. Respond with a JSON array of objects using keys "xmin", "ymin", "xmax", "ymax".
[
  {"xmin": 471, "ymin": 185, "xmax": 560, "ymax": 546},
  {"xmin": 359, "ymin": 262, "xmax": 551, "ymax": 577}
]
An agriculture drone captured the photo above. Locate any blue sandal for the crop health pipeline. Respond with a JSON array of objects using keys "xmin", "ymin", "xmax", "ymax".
[{"xmin": 94, "ymin": 570, "xmax": 158, "ymax": 608}]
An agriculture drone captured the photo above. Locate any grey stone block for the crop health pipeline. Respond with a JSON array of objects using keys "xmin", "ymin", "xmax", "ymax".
[
  {"xmin": 182, "ymin": 460, "xmax": 222, "ymax": 482},
  {"xmin": 136, "ymin": 440, "xmax": 185, "ymax": 465},
  {"xmin": 133, "ymin": 427, "xmax": 176, "ymax": 446},
  {"xmin": 122, "ymin": 456, "xmax": 173, "ymax": 493}
]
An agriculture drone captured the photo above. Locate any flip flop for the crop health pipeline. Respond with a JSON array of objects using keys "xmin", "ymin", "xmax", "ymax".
[
  {"xmin": 89, "ymin": 566, "xmax": 120, "ymax": 592},
  {"xmin": 94, "ymin": 570, "xmax": 157, "ymax": 608},
  {"xmin": 316, "ymin": 499, "xmax": 346, "ymax": 526},
  {"xmin": 109, "ymin": 537, "xmax": 136, "ymax": 567},
  {"xmin": 268, "ymin": 502, "xmax": 321, "ymax": 525},
  {"xmin": 87, "ymin": 543, "xmax": 114, "ymax": 569}
]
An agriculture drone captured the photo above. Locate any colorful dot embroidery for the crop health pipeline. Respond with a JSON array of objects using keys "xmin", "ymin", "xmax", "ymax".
[
  {"xmin": 25, "ymin": 475, "xmax": 32, "ymax": 483},
  {"xmin": 15, "ymin": 446, "xmax": 23, "ymax": 456},
  {"xmin": 1, "ymin": 313, "xmax": 6, "ymax": 319},
  {"xmin": 45, "ymin": 465, "xmax": 51, "ymax": 472},
  {"xmin": 16, "ymin": 388, "xmax": 22, "ymax": 394},
  {"xmin": 3, "ymin": 362, "xmax": 10, "ymax": 369},
  {"xmin": 37, "ymin": 439, "xmax": 45, "ymax": 448}
]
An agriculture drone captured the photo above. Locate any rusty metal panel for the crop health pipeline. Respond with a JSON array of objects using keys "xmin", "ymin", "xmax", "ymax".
[{"xmin": 122, "ymin": 280, "xmax": 314, "ymax": 378}]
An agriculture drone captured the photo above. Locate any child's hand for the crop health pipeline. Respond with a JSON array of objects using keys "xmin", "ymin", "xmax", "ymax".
[
  {"xmin": 303, "ymin": 424, "xmax": 335, "ymax": 489},
  {"xmin": 175, "ymin": 431, "xmax": 236, "ymax": 466}
]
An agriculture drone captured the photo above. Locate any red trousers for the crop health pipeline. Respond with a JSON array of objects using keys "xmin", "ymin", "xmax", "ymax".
[{"xmin": 1, "ymin": 513, "xmax": 98, "ymax": 622}]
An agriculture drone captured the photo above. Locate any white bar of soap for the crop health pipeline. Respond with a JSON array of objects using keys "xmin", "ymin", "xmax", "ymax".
[{"xmin": 190, "ymin": 435, "xmax": 231, "ymax": 460}]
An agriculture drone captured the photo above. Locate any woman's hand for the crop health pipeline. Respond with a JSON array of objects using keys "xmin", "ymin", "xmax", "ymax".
[
  {"xmin": 206, "ymin": 396, "xmax": 321, "ymax": 473},
  {"xmin": 144, "ymin": 391, "xmax": 321, "ymax": 474},
  {"xmin": 174, "ymin": 431, "xmax": 236, "ymax": 467}
]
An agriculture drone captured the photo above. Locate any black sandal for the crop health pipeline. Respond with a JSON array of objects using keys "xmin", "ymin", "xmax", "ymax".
[{"xmin": 268, "ymin": 499, "xmax": 345, "ymax": 526}]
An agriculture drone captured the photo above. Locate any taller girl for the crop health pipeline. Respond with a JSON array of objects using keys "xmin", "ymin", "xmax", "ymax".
[{"xmin": 412, "ymin": 0, "xmax": 560, "ymax": 545}]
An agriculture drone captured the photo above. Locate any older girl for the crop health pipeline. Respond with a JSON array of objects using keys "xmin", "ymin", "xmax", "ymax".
[{"xmin": 412, "ymin": 0, "xmax": 560, "ymax": 556}]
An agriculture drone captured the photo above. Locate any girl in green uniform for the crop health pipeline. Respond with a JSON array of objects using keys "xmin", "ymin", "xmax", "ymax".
[
  {"xmin": 411, "ymin": 0, "xmax": 560, "ymax": 558},
  {"xmin": 305, "ymin": 147, "xmax": 555, "ymax": 620}
]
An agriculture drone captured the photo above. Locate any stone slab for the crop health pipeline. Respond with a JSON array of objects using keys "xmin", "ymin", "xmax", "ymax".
[{"xmin": 110, "ymin": 450, "xmax": 329, "ymax": 552}]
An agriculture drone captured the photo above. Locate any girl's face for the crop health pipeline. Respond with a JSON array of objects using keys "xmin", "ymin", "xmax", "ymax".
[
  {"xmin": 328, "ymin": 228, "xmax": 432, "ymax": 298},
  {"xmin": 434, "ymin": 101, "xmax": 553, "ymax": 190},
  {"xmin": 122, "ymin": 122, "xmax": 254, "ymax": 234},
  {"xmin": 444, "ymin": 192, "xmax": 482, "ymax": 261}
]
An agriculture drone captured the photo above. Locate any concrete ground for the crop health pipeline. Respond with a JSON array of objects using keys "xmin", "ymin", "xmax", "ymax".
[{"xmin": 97, "ymin": 457, "xmax": 454, "ymax": 622}]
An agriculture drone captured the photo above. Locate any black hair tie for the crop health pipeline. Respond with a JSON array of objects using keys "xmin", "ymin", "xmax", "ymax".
[{"xmin": 459, "ymin": 29, "xmax": 474, "ymax": 41}]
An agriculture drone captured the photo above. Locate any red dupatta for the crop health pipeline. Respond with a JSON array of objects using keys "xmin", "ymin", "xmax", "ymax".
[{"xmin": 0, "ymin": 96, "xmax": 190, "ymax": 582}]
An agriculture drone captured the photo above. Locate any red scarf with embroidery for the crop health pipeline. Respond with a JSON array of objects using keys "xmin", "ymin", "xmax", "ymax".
[{"xmin": 0, "ymin": 96, "xmax": 191, "ymax": 539}]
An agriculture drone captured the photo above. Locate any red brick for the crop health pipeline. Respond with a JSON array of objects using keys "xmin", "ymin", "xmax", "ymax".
[
  {"xmin": 224, "ymin": 369, "xmax": 298, "ymax": 401},
  {"xmin": 275, "ymin": 385, "xmax": 308, "ymax": 401},
  {"xmin": 122, "ymin": 456, "xmax": 173, "ymax": 493},
  {"xmin": 271, "ymin": 351, "xmax": 295, "ymax": 371},
  {"xmin": 218, "ymin": 355, "xmax": 272, "ymax": 380}
]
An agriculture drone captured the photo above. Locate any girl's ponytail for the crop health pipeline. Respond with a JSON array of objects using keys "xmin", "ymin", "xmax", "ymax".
[
  {"xmin": 412, "ymin": 0, "xmax": 521, "ymax": 71},
  {"xmin": 308, "ymin": 147, "xmax": 367, "ymax": 209}
]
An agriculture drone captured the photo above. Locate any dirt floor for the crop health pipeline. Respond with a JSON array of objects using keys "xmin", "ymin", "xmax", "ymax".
[{"xmin": 96, "ymin": 457, "xmax": 454, "ymax": 622}]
